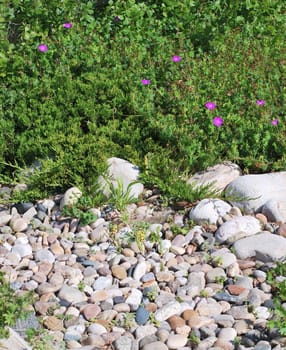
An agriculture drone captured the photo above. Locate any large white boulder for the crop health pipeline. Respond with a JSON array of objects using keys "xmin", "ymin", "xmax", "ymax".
[
  {"xmin": 233, "ymin": 232, "xmax": 286, "ymax": 262},
  {"xmin": 225, "ymin": 172, "xmax": 286, "ymax": 219},
  {"xmin": 98, "ymin": 157, "xmax": 144, "ymax": 199}
]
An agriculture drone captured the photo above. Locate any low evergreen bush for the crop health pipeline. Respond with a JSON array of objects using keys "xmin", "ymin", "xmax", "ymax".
[{"xmin": 0, "ymin": 0, "xmax": 285, "ymax": 200}]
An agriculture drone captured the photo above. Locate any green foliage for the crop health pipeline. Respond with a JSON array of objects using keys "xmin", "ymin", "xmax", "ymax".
[
  {"xmin": 103, "ymin": 177, "xmax": 139, "ymax": 211},
  {"xmin": 125, "ymin": 221, "xmax": 149, "ymax": 253},
  {"xmin": 267, "ymin": 261, "xmax": 286, "ymax": 335},
  {"xmin": 0, "ymin": 0, "xmax": 285, "ymax": 201},
  {"xmin": 0, "ymin": 272, "xmax": 34, "ymax": 339},
  {"xmin": 26, "ymin": 328, "xmax": 66, "ymax": 350}
]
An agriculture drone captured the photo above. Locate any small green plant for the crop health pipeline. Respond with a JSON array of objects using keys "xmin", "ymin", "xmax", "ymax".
[
  {"xmin": 146, "ymin": 288, "xmax": 159, "ymax": 302},
  {"xmin": 149, "ymin": 312, "xmax": 160, "ymax": 327},
  {"xmin": 149, "ymin": 227, "xmax": 163, "ymax": 254},
  {"xmin": 125, "ymin": 222, "xmax": 149, "ymax": 254},
  {"xmin": 104, "ymin": 177, "xmax": 139, "ymax": 212},
  {"xmin": 0, "ymin": 272, "xmax": 34, "ymax": 339},
  {"xmin": 62, "ymin": 190, "xmax": 102, "ymax": 225},
  {"xmin": 215, "ymin": 275, "xmax": 226, "ymax": 285},
  {"xmin": 78, "ymin": 281, "xmax": 86, "ymax": 292},
  {"xmin": 212, "ymin": 256, "xmax": 224, "ymax": 267},
  {"xmin": 188, "ymin": 331, "xmax": 200, "ymax": 346},
  {"xmin": 267, "ymin": 261, "xmax": 286, "ymax": 335},
  {"xmin": 111, "ymin": 312, "xmax": 136, "ymax": 330},
  {"xmin": 26, "ymin": 328, "xmax": 65, "ymax": 350},
  {"xmin": 199, "ymin": 289, "xmax": 210, "ymax": 298}
]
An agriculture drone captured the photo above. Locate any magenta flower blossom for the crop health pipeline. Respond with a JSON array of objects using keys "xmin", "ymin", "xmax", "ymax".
[
  {"xmin": 114, "ymin": 16, "xmax": 120, "ymax": 22},
  {"xmin": 213, "ymin": 116, "xmax": 224, "ymax": 127},
  {"xmin": 172, "ymin": 55, "xmax": 182, "ymax": 62},
  {"xmin": 256, "ymin": 100, "xmax": 265, "ymax": 106},
  {"xmin": 271, "ymin": 119, "xmax": 278, "ymax": 125},
  {"xmin": 38, "ymin": 44, "xmax": 48, "ymax": 52},
  {"xmin": 205, "ymin": 102, "xmax": 216, "ymax": 110},
  {"xmin": 141, "ymin": 79, "xmax": 150, "ymax": 85},
  {"xmin": 63, "ymin": 22, "xmax": 73, "ymax": 28}
]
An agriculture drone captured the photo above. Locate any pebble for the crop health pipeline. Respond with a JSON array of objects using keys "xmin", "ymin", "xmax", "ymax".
[
  {"xmin": 167, "ymin": 334, "xmax": 188, "ymax": 349},
  {"xmin": 1, "ymin": 169, "xmax": 286, "ymax": 350}
]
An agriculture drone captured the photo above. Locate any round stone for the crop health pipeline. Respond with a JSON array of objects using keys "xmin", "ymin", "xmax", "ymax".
[{"xmin": 166, "ymin": 334, "xmax": 188, "ymax": 349}]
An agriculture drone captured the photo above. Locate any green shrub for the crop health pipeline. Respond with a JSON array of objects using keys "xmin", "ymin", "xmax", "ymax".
[
  {"xmin": 0, "ymin": 271, "xmax": 34, "ymax": 339},
  {"xmin": 0, "ymin": 0, "xmax": 285, "ymax": 201}
]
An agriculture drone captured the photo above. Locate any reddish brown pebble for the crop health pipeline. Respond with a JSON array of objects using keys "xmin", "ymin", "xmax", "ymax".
[
  {"xmin": 227, "ymin": 285, "xmax": 247, "ymax": 295},
  {"xmin": 81, "ymin": 304, "xmax": 101, "ymax": 321}
]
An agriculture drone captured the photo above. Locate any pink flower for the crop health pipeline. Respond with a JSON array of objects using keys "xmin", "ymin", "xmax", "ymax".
[
  {"xmin": 141, "ymin": 79, "xmax": 150, "ymax": 85},
  {"xmin": 172, "ymin": 55, "xmax": 182, "ymax": 62},
  {"xmin": 271, "ymin": 119, "xmax": 278, "ymax": 125},
  {"xmin": 256, "ymin": 100, "xmax": 265, "ymax": 106},
  {"xmin": 213, "ymin": 116, "xmax": 224, "ymax": 127},
  {"xmin": 205, "ymin": 102, "xmax": 216, "ymax": 110},
  {"xmin": 38, "ymin": 44, "xmax": 48, "ymax": 52},
  {"xmin": 63, "ymin": 22, "xmax": 73, "ymax": 28}
]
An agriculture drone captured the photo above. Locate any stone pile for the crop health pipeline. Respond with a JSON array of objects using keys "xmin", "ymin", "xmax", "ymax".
[{"xmin": 0, "ymin": 159, "xmax": 286, "ymax": 350}]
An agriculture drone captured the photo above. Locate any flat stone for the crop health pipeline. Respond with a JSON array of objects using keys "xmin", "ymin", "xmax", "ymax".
[
  {"xmin": 142, "ymin": 342, "xmax": 168, "ymax": 350},
  {"xmin": 233, "ymin": 232, "xmax": 286, "ymax": 262},
  {"xmin": 58, "ymin": 284, "xmax": 88, "ymax": 304},
  {"xmin": 167, "ymin": 315, "xmax": 186, "ymax": 330},
  {"xmin": 43, "ymin": 316, "xmax": 64, "ymax": 331},
  {"xmin": 154, "ymin": 301, "xmax": 182, "ymax": 321},
  {"xmin": 218, "ymin": 327, "xmax": 237, "ymax": 341},
  {"xmin": 0, "ymin": 214, "xmax": 12, "ymax": 226},
  {"xmin": 11, "ymin": 244, "xmax": 32, "ymax": 258},
  {"xmin": 211, "ymin": 248, "xmax": 237, "ymax": 268},
  {"xmin": 189, "ymin": 198, "xmax": 232, "ymax": 225},
  {"xmin": 82, "ymin": 304, "xmax": 101, "ymax": 321},
  {"xmin": 166, "ymin": 334, "xmax": 188, "ymax": 349},
  {"xmin": 10, "ymin": 218, "xmax": 29, "ymax": 232},
  {"xmin": 226, "ymin": 306, "xmax": 255, "ymax": 321},
  {"xmin": 227, "ymin": 285, "xmax": 247, "ymax": 295},
  {"xmin": 92, "ymin": 276, "xmax": 113, "ymax": 290},
  {"xmin": 187, "ymin": 271, "xmax": 206, "ymax": 297},
  {"xmin": 125, "ymin": 288, "xmax": 142, "ymax": 308},
  {"xmin": 35, "ymin": 249, "xmax": 55, "ymax": 264},
  {"xmin": 113, "ymin": 335, "xmax": 134, "ymax": 350},
  {"xmin": 215, "ymin": 216, "xmax": 262, "ymax": 244},
  {"xmin": 111, "ymin": 265, "xmax": 127, "ymax": 280},
  {"xmin": 213, "ymin": 314, "xmax": 235, "ymax": 328},
  {"xmin": 206, "ymin": 267, "xmax": 226, "ymax": 283},
  {"xmin": 133, "ymin": 261, "xmax": 147, "ymax": 281}
]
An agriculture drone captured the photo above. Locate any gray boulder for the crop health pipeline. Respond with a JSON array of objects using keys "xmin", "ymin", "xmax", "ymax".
[
  {"xmin": 233, "ymin": 232, "xmax": 286, "ymax": 262},
  {"xmin": 225, "ymin": 172, "xmax": 286, "ymax": 219}
]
